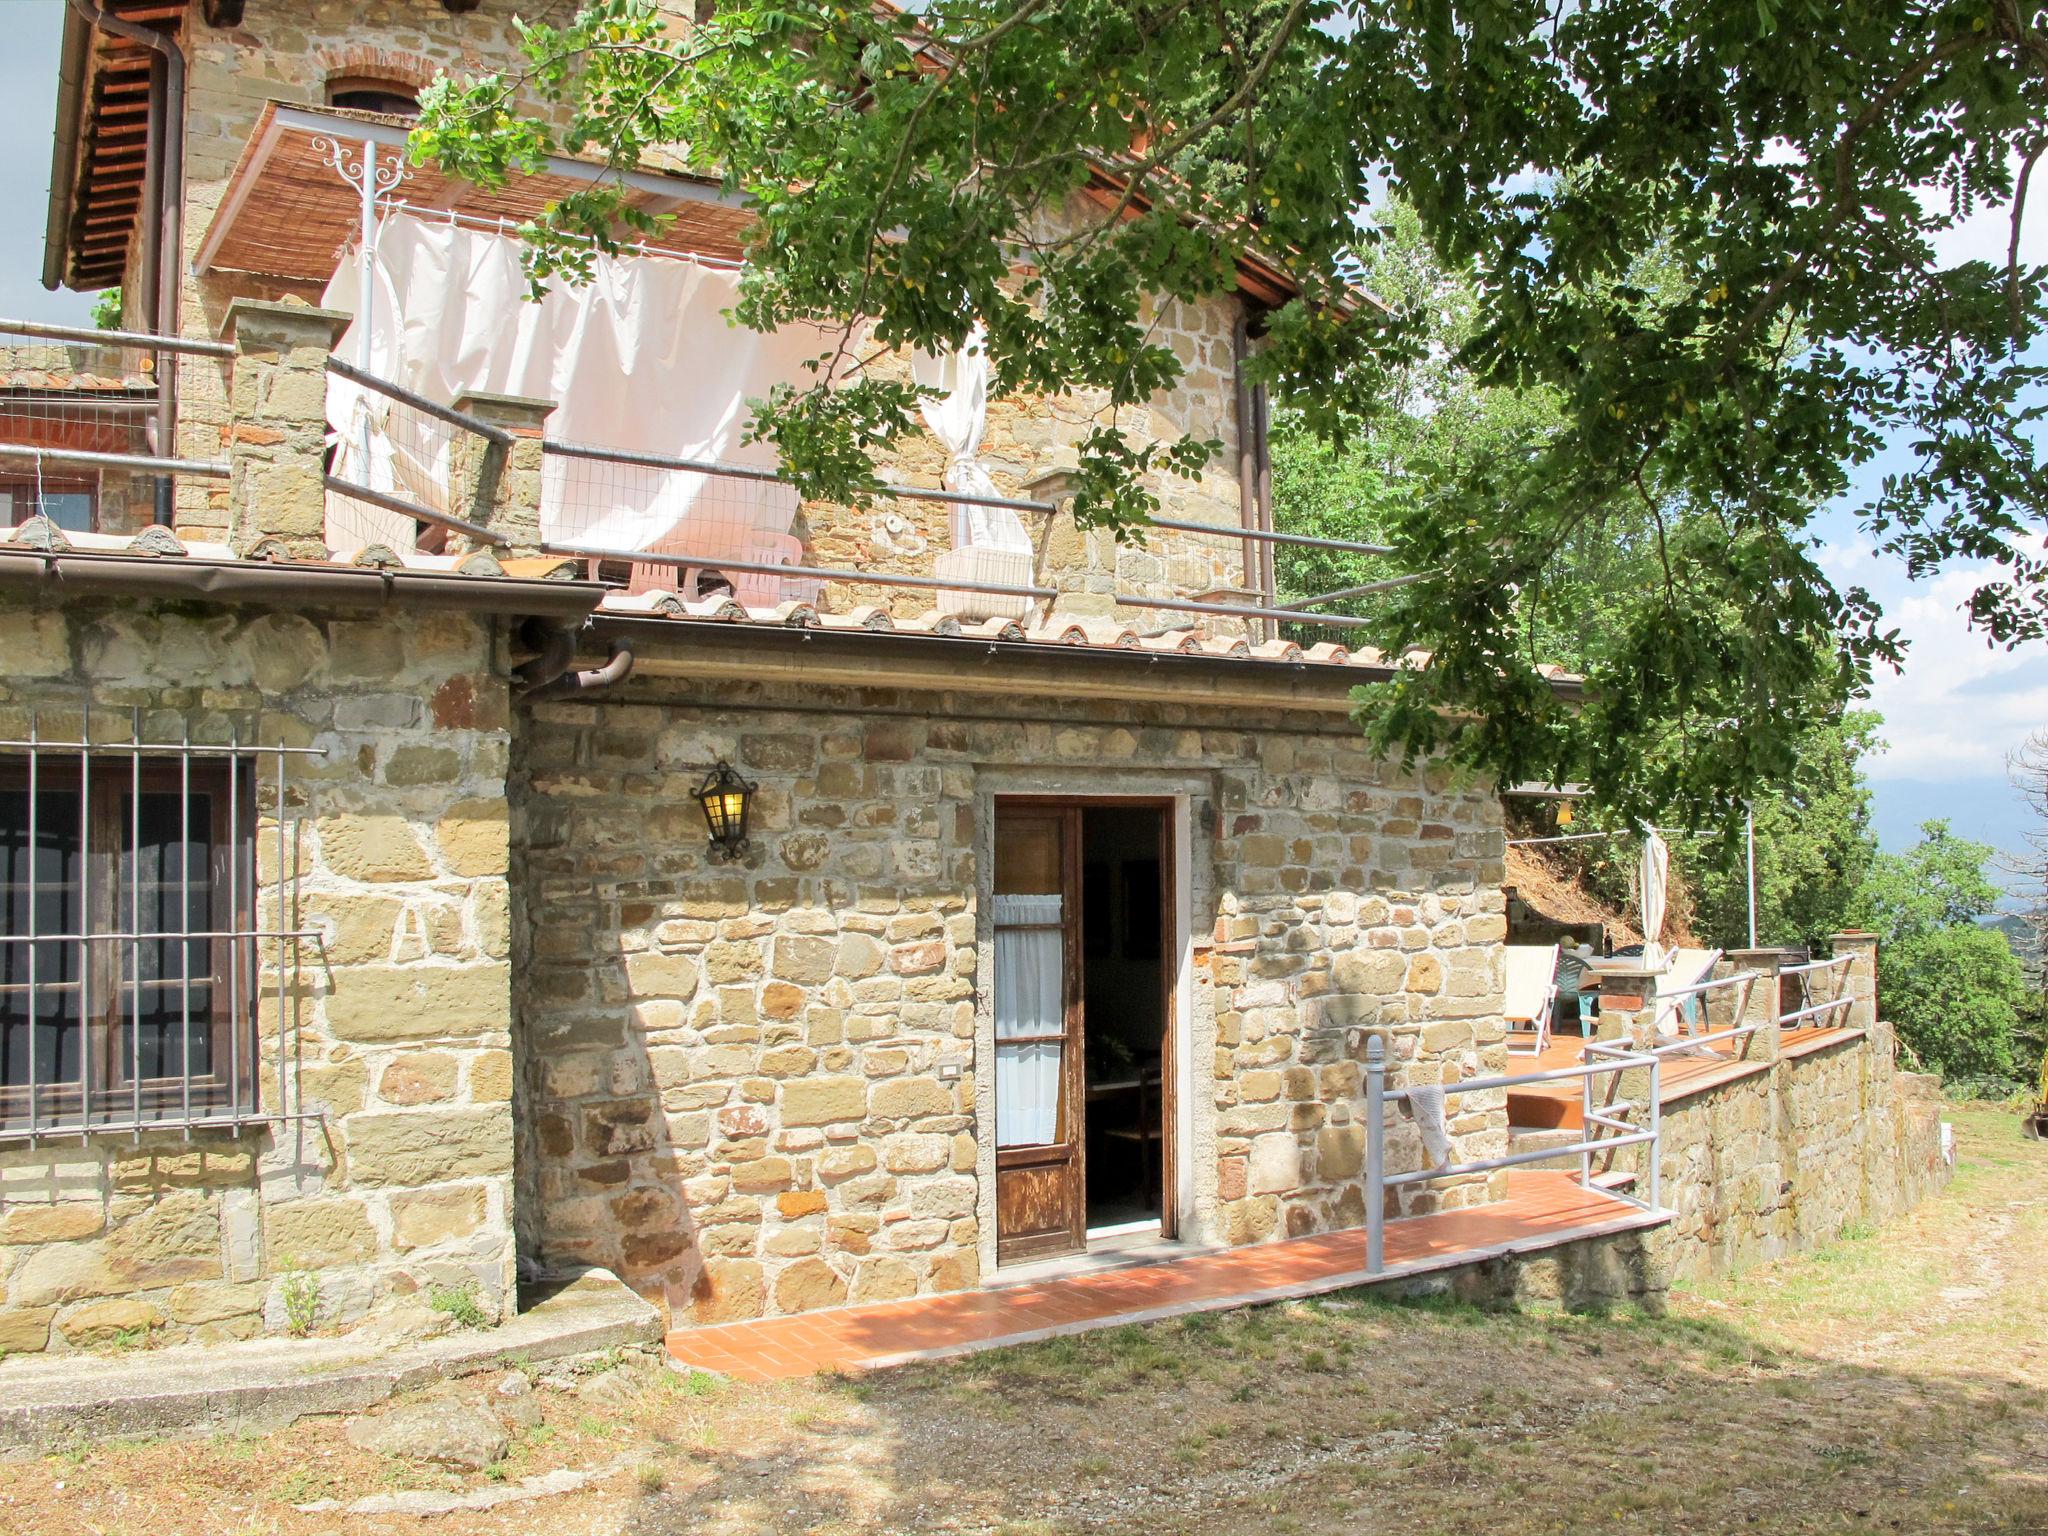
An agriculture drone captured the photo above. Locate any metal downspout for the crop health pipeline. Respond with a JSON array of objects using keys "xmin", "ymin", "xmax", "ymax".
[
  {"xmin": 1252, "ymin": 376, "xmax": 1277, "ymax": 611},
  {"xmin": 518, "ymin": 636, "xmax": 636, "ymax": 702},
  {"xmin": 1232, "ymin": 312, "xmax": 1263, "ymax": 640},
  {"xmin": 40, "ymin": 8, "xmax": 91, "ymax": 294}
]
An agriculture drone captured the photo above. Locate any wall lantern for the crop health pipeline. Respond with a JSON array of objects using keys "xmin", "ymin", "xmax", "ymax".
[{"xmin": 695, "ymin": 760, "xmax": 755, "ymax": 862}]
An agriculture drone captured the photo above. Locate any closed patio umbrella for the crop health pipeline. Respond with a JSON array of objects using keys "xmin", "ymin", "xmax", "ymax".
[{"xmin": 1638, "ymin": 828, "xmax": 1670, "ymax": 971}]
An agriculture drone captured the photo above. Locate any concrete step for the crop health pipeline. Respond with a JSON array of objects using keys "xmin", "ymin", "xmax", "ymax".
[
  {"xmin": 1506, "ymin": 1126, "xmax": 1590, "ymax": 1172},
  {"xmin": 0, "ymin": 1266, "xmax": 661, "ymax": 1454}
]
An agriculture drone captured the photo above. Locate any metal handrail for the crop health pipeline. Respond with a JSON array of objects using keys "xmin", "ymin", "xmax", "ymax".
[
  {"xmin": 1649, "ymin": 968, "xmax": 1760, "ymax": 1005},
  {"xmin": 1779, "ymin": 996, "xmax": 1857, "ymax": 1028},
  {"xmin": 1779, "ymin": 954, "xmax": 1853, "ymax": 979},
  {"xmin": 326, "ymin": 357, "xmax": 516, "ymax": 448},
  {"xmin": 1146, "ymin": 513, "xmax": 1394, "ymax": 559},
  {"xmin": 323, "ymin": 475, "xmax": 510, "ymax": 547},
  {"xmin": 540, "ymin": 437, "xmax": 1405, "ymax": 562},
  {"xmin": 1584, "ymin": 1025, "xmax": 1755, "ymax": 1063},
  {"xmin": 547, "ymin": 537, "xmax": 1396, "ymax": 629},
  {"xmin": 0, "ymin": 444, "xmax": 230, "ymax": 479},
  {"xmin": 1280, "ymin": 574, "xmax": 1425, "ymax": 609},
  {"xmin": 0, "ymin": 317, "xmax": 235, "ymax": 358},
  {"xmin": 1362, "ymin": 1033, "xmax": 1662, "ymax": 1273}
]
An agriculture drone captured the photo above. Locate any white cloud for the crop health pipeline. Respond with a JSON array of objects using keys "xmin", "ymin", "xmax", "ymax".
[
  {"xmin": 1823, "ymin": 538, "xmax": 2048, "ymax": 781},
  {"xmin": 1916, "ymin": 151, "xmax": 2048, "ymax": 270}
]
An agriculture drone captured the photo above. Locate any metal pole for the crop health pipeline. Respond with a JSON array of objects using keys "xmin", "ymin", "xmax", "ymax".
[
  {"xmin": 179, "ymin": 719, "xmax": 191, "ymax": 1137},
  {"xmin": 1745, "ymin": 802, "xmax": 1758, "ymax": 949},
  {"xmin": 275, "ymin": 744, "xmax": 287, "ymax": 1127},
  {"xmin": 1364, "ymin": 1033, "xmax": 1385, "ymax": 1275},
  {"xmin": 1647, "ymin": 1056, "xmax": 1663, "ymax": 1213},
  {"xmin": 1579, "ymin": 1063, "xmax": 1593, "ymax": 1190},
  {"xmin": 129, "ymin": 708, "xmax": 141, "ymax": 1142},
  {"xmin": 25, "ymin": 711, "xmax": 38, "ymax": 1143},
  {"xmin": 354, "ymin": 139, "xmax": 376, "ymax": 485},
  {"xmin": 356, "ymin": 138, "xmax": 375, "ymax": 374},
  {"xmin": 78, "ymin": 698, "xmax": 91, "ymax": 1141},
  {"xmin": 227, "ymin": 727, "xmax": 239, "ymax": 1125}
]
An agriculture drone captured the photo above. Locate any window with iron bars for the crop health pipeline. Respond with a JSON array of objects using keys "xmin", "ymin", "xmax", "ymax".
[{"xmin": 0, "ymin": 717, "xmax": 315, "ymax": 1142}]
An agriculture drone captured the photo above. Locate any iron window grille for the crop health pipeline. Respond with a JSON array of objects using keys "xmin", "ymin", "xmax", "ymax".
[{"xmin": 0, "ymin": 706, "xmax": 323, "ymax": 1144}]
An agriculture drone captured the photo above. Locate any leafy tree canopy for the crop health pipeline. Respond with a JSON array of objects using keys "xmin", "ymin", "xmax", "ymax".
[
  {"xmin": 413, "ymin": 0, "xmax": 2048, "ymax": 830},
  {"xmin": 1853, "ymin": 818, "xmax": 2009, "ymax": 939},
  {"xmin": 1852, "ymin": 819, "xmax": 2028, "ymax": 1082}
]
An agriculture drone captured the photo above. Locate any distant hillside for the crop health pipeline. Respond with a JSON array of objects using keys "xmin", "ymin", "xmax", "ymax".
[{"xmin": 1981, "ymin": 911, "xmax": 2041, "ymax": 970}]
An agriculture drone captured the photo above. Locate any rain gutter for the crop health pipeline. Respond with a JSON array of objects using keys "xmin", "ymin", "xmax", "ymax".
[{"xmin": 0, "ymin": 548, "xmax": 606, "ymax": 619}]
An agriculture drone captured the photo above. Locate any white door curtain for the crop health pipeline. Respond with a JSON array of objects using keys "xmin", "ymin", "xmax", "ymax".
[
  {"xmin": 992, "ymin": 893, "xmax": 1064, "ymax": 1148},
  {"xmin": 912, "ymin": 325, "xmax": 1037, "ymax": 620},
  {"xmin": 322, "ymin": 212, "xmax": 834, "ymax": 599}
]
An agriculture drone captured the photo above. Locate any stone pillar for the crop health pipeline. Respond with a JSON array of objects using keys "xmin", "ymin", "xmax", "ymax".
[
  {"xmin": 1831, "ymin": 930, "xmax": 1885, "ymax": 1056},
  {"xmin": 1726, "ymin": 948, "xmax": 1786, "ymax": 1063},
  {"xmin": 1592, "ymin": 964, "xmax": 1662, "ymax": 1046},
  {"xmin": 1020, "ymin": 463, "xmax": 1096, "ymax": 624},
  {"xmin": 221, "ymin": 299, "xmax": 352, "ymax": 558},
  {"xmin": 449, "ymin": 391, "xmax": 556, "ymax": 557}
]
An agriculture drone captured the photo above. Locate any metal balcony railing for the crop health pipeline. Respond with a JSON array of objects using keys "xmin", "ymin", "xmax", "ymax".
[
  {"xmin": 0, "ymin": 318, "xmax": 233, "ymax": 535},
  {"xmin": 1362, "ymin": 1033, "xmax": 1664, "ymax": 1274}
]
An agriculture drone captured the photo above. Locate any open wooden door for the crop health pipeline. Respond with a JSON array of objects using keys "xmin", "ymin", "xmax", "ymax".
[{"xmin": 992, "ymin": 806, "xmax": 1086, "ymax": 1263}]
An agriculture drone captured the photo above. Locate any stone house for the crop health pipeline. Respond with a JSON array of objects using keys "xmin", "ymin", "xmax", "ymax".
[{"xmin": 0, "ymin": 0, "xmax": 1940, "ymax": 1357}]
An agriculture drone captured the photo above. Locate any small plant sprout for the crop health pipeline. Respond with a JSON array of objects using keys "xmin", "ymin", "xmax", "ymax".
[
  {"xmin": 428, "ymin": 1283, "xmax": 494, "ymax": 1330},
  {"xmin": 277, "ymin": 1262, "xmax": 321, "ymax": 1338}
]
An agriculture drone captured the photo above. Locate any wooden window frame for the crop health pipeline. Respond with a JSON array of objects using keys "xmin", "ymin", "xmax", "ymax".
[
  {"xmin": 0, "ymin": 474, "xmax": 99, "ymax": 532},
  {"xmin": 0, "ymin": 757, "xmax": 256, "ymax": 1129}
]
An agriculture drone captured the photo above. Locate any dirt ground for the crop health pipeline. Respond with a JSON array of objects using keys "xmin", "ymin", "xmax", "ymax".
[{"xmin": 1, "ymin": 1100, "xmax": 2042, "ymax": 1536}]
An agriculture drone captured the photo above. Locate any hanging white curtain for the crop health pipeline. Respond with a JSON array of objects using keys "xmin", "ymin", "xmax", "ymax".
[
  {"xmin": 1638, "ymin": 828, "xmax": 1671, "ymax": 971},
  {"xmin": 912, "ymin": 326, "xmax": 1036, "ymax": 619},
  {"xmin": 911, "ymin": 325, "xmax": 1029, "ymax": 554},
  {"xmin": 993, "ymin": 893, "xmax": 1064, "ymax": 1147},
  {"xmin": 322, "ymin": 213, "xmax": 836, "ymax": 556}
]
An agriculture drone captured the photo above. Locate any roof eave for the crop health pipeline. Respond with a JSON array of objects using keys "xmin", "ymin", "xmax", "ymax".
[{"xmin": 41, "ymin": 5, "xmax": 94, "ymax": 292}]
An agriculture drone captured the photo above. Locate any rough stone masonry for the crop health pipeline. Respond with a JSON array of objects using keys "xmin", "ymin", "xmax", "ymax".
[
  {"xmin": 512, "ymin": 669, "xmax": 1510, "ymax": 1324},
  {"xmin": 0, "ymin": 596, "xmax": 518, "ymax": 1353}
]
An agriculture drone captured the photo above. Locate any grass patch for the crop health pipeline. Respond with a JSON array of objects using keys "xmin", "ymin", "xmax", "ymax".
[{"xmin": 427, "ymin": 1283, "xmax": 494, "ymax": 1331}]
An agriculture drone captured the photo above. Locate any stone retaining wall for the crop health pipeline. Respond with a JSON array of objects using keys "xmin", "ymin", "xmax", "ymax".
[
  {"xmin": 0, "ymin": 595, "xmax": 519, "ymax": 1354},
  {"xmin": 512, "ymin": 673, "xmax": 1508, "ymax": 1324},
  {"xmin": 1648, "ymin": 1038, "xmax": 1948, "ymax": 1286}
]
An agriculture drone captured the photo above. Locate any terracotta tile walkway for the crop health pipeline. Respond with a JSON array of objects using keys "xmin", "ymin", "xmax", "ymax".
[{"xmin": 664, "ymin": 1171, "xmax": 1665, "ymax": 1382}]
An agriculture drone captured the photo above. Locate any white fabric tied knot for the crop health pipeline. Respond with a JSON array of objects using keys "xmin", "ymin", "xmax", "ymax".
[
  {"xmin": 913, "ymin": 325, "xmax": 1031, "ymax": 555},
  {"xmin": 1406, "ymin": 1081, "xmax": 1453, "ymax": 1172}
]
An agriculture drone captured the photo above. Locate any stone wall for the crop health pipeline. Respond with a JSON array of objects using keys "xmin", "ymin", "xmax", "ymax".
[
  {"xmin": 802, "ymin": 288, "xmax": 1257, "ymax": 623},
  {"xmin": 1648, "ymin": 1037, "xmax": 1948, "ymax": 1286},
  {"xmin": 0, "ymin": 595, "xmax": 518, "ymax": 1354},
  {"xmin": 512, "ymin": 669, "xmax": 1505, "ymax": 1324}
]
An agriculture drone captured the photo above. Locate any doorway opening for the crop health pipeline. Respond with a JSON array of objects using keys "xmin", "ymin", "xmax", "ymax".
[
  {"xmin": 992, "ymin": 798, "xmax": 1175, "ymax": 1266},
  {"xmin": 1080, "ymin": 806, "xmax": 1168, "ymax": 1234}
]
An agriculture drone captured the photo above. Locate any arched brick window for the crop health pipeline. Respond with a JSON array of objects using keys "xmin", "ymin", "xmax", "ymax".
[
  {"xmin": 318, "ymin": 47, "xmax": 437, "ymax": 117},
  {"xmin": 326, "ymin": 75, "xmax": 421, "ymax": 117}
]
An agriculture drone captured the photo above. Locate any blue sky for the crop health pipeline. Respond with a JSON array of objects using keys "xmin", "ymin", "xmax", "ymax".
[{"xmin": 3, "ymin": 1, "xmax": 2042, "ymax": 882}]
